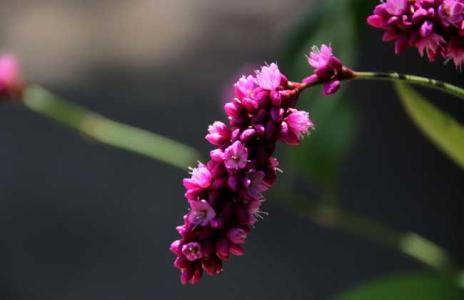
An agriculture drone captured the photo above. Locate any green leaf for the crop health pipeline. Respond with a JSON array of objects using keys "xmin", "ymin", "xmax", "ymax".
[
  {"xmin": 395, "ymin": 83, "xmax": 464, "ymax": 170},
  {"xmin": 281, "ymin": 0, "xmax": 359, "ymax": 189},
  {"xmin": 23, "ymin": 85, "xmax": 202, "ymax": 169},
  {"xmin": 334, "ymin": 273, "xmax": 464, "ymax": 300}
]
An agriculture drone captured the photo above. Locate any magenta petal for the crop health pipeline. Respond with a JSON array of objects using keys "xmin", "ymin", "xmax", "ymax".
[{"xmin": 302, "ymin": 74, "xmax": 319, "ymax": 85}]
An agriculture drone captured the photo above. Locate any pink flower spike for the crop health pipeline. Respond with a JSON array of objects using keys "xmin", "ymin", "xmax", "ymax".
[
  {"xmin": 172, "ymin": 53, "xmax": 317, "ymax": 283},
  {"xmin": 255, "ymin": 63, "xmax": 281, "ymax": 91},
  {"xmin": 188, "ymin": 199, "xmax": 216, "ymax": 226},
  {"xmin": 0, "ymin": 55, "xmax": 23, "ymax": 99},
  {"xmin": 224, "ymin": 141, "xmax": 248, "ymax": 170}
]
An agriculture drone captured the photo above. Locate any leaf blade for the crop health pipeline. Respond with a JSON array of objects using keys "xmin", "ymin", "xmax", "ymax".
[{"xmin": 395, "ymin": 82, "xmax": 464, "ymax": 170}]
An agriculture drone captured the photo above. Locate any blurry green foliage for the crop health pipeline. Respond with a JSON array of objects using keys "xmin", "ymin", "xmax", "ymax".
[
  {"xmin": 395, "ymin": 83, "xmax": 464, "ymax": 170},
  {"xmin": 334, "ymin": 273, "xmax": 464, "ymax": 300},
  {"xmin": 280, "ymin": 0, "xmax": 370, "ymax": 190}
]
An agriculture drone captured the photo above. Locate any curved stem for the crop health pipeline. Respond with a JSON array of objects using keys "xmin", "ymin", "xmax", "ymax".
[
  {"xmin": 352, "ymin": 71, "xmax": 464, "ymax": 99},
  {"xmin": 22, "ymin": 85, "xmax": 202, "ymax": 169},
  {"xmin": 274, "ymin": 190, "xmax": 463, "ymax": 278}
]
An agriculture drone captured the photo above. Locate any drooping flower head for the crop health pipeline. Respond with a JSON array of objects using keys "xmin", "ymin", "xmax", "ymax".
[
  {"xmin": 171, "ymin": 61, "xmax": 316, "ymax": 284},
  {"xmin": 0, "ymin": 55, "xmax": 23, "ymax": 100},
  {"xmin": 367, "ymin": 0, "xmax": 464, "ymax": 67}
]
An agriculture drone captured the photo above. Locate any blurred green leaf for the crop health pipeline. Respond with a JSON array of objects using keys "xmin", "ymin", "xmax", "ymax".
[
  {"xmin": 395, "ymin": 83, "xmax": 464, "ymax": 170},
  {"xmin": 23, "ymin": 85, "xmax": 202, "ymax": 169},
  {"xmin": 350, "ymin": 0, "xmax": 374, "ymax": 41},
  {"xmin": 334, "ymin": 273, "xmax": 464, "ymax": 300},
  {"xmin": 281, "ymin": 0, "xmax": 360, "ymax": 189}
]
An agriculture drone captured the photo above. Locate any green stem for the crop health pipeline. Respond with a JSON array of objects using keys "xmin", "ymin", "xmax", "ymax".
[
  {"xmin": 353, "ymin": 71, "xmax": 464, "ymax": 99},
  {"xmin": 281, "ymin": 193, "xmax": 462, "ymax": 278},
  {"xmin": 22, "ymin": 85, "xmax": 202, "ymax": 169},
  {"xmin": 307, "ymin": 206, "xmax": 457, "ymax": 273}
]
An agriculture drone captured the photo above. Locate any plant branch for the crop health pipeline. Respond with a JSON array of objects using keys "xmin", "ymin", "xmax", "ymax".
[
  {"xmin": 352, "ymin": 71, "xmax": 464, "ymax": 99},
  {"xmin": 279, "ymin": 193, "xmax": 462, "ymax": 278}
]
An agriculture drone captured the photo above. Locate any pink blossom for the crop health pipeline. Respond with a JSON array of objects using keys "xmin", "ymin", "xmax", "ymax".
[
  {"xmin": 416, "ymin": 33, "xmax": 445, "ymax": 61},
  {"xmin": 367, "ymin": 0, "xmax": 464, "ymax": 67},
  {"xmin": 234, "ymin": 75, "xmax": 256, "ymax": 99},
  {"xmin": 182, "ymin": 242, "xmax": 203, "ymax": 261},
  {"xmin": 227, "ymin": 228, "xmax": 247, "ymax": 244},
  {"xmin": 307, "ymin": 44, "xmax": 333, "ymax": 69},
  {"xmin": 243, "ymin": 170, "xmax": 269, "ymax": 199},
  {"xmin": 206, "ymin": 121, "xmax": 231, "ymax": 146},
  {"xmin": 385, "ymin": 0, "xmax": 409, "ymax": 15},
  {"xmin": 304, "ymin": 45, "xmax": 351, "ymax": 95},
  {"xmin": 183, "ymin": 162, "xmax": 212, "ymax": 190},
  {"xmin": 223, "ymin": 141, "xmax": 248, "ymax": 170},
  {"xmin": 439, "ymin": 0, "xmax": 464, "ymax": 27},
  {"xmin": 188, "ymin": 199, "xmax": 216, "ymax": 226},
  {"xmin": 255, "ymin": 63, "xmax": 281, "ymax": 91},
  {"xmin": 279, "ymin": 108, "xmax": 313, "ymax": 145},
  {"xmin": 445, "ymin": 37, "xmax": 464, "ymax": 66}
]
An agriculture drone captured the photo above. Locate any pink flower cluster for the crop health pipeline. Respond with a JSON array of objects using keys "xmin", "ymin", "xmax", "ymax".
[
  {"xmin": 170, "ymin": 63, "xmax": 315, "ymax": 284},
  {"xmin": 368, "ymin": 0, "xmax": 464, "ymax": 67}
]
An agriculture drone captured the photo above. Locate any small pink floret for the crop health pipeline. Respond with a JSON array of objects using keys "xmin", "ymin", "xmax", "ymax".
[
  {"xmin": 182, "ymin": 242, "xmax": 203, "ymax": 261},
  {"xmin": 190, "ymin": 162, "xmax": 212, "ymax": 189},
  {"xmin": 286, "ymin": 109, "xmax": 313, "ymax": 136},
  {"xmin": 307, "ymin": 44, "xmax": 333, "ymax": 69},
  {"xmin": 224, "ymin": 141, "xmax": 248, "ymax": 170},
  {"xmin": 255, "ymin": 63, "xmax": 282, "ymax": 91},
  {"xmin": 234, "ymin": 75, "xmax": 256, "ymax": 99},
  {"xmin": 188, "ymin": 199, "xmax": 216, "ymax": 226}
]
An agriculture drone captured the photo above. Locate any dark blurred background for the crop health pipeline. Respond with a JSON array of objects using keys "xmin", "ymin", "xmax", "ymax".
[{"xmin": 0, "ymin": 0, "xmax": 462, "ymax": 299}]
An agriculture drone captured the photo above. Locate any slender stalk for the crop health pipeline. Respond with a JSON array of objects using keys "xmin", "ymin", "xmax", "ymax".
[
  {"xmin": 304, "ymin": 205, "xmax": 458, "ymax": 273},
  {"xmin": 277, "ymin": 192, "xmax": 462, "ymax": 277},
  {"xmin": 22, "ymin": 85, "xmax": 202, "ymax": 169},
  {"xmin": 353, "ymin": 71, "xmax": 464, "ymax": 99}
]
